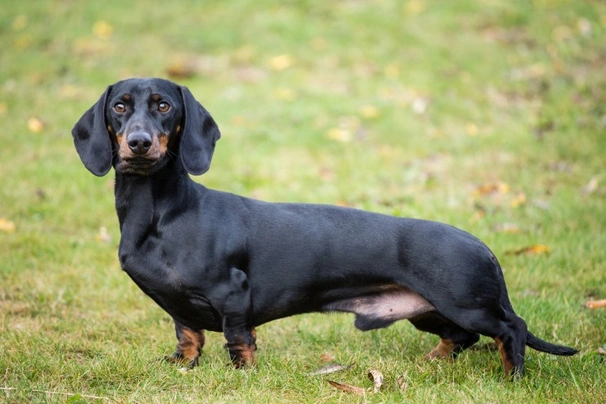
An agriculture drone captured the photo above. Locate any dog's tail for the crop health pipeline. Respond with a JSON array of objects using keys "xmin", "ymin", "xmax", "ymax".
[
  {"xmin": 493, "ymin": 261, "xmax": 577, "ymax": 356},
  {"xmin": 526, "ymin": 332, "xmax": 578, "ymax": 356}
]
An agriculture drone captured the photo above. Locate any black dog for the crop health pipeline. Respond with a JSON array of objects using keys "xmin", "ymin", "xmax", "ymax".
[{"xmin": 72, "ymin": 78, "xmax": 576, "ymax": 377}]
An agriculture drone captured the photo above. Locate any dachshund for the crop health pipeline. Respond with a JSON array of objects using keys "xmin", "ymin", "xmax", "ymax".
[{"xmin": 72, "ymin": 78, "xmax": 577, "ymax": 377}]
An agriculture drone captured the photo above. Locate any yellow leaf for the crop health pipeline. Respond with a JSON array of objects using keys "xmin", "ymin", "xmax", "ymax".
[
  {"xmin": 359, "ymin": 105, "xmax": 380, "ymax": 119},
  {"xmin": 326, "ymin": 128, "xmax": 352, "ymax": 143},
  {"xmin": 93, "ymin": 20, "xmax": 113, "ymax": 39},
  {"xmin": 272, "ymin": 88, "xmax": 297, "ymax": 101},
  {"xmin": 268, "ymin": 54, "xmax": 294, "ymax": 71},
  {"xmin": 465, "ymin": 122, "xmax": 478, "ymax": 136},
  {"xmin": 405, "ymin": 0, "xmax": 426, "ymax": 16},
  {"xmin": 0, "ymin": 218, "xmax": 16, "ymax": 233},
  {"xmin": 27, "ymin": 116, "xmax": 45, "ymax": 133},
  {"xmin": 473, "ymin": 182, "xmax": 510, "ymax": 197},
  {"xmin": 510, "ymin": 192, "xmax": 526, "ymax": 208},
  {"xmin": 506, "ymin": 244, "xmax": 551, "ymax": 256}
]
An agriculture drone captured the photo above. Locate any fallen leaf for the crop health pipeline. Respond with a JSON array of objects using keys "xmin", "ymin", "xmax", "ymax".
[
  {"xmin": 466, "ymin": 122, "xmax": 478, "ymax": 136},
  {"xmin": 598, "ymin": 347, "xmax": 606, "ymax": 355},
  {"xmin": 268, "ymin": 54, "xmax": 294, "ymax": 71},
  {"xmin": 308, "ymin": 363, "xmax": 352, "ymax": 376},
  {"xmin": 411, "ymin": 98, "xmax": 428, "ymax": 115},
  {"xmin": 326, "ymin": 127, "xmax": 352, "ymax": 143},
  {"xmin": 359, "ymin": 105, "xmax": 380, "ymax": 119},
  {"xmin": 506, "ymin": 244, "xmax": 551, "ymax": 256},
  {"xmin": 93, "ymin": 20, "xmax": 113, "ymax": 39},
  {"xmin": 474, "ymin": 182, "xmax": 510, "ymax": 197},
  {"xmin": 584, "ymin": 299, "xmax": 606, "ymax": 309},
  {"xmin": 577, "ymin": 18, "xmax": 592, "ymax": 36},
  {"xmin": 405, "ymin": 0, "xmax": 426, "ymax": 16},
  {"xmin": 510, "ymin": 192, "xmax": 527, "ymax": 208},
  {"xmin": 166, "ymin": 60, "xmax": 198, "ymax": 79},
  {"xmin": 27, "ymin": 116, "xmax": 45, "ymax": 133},
  {"xmin": 0, "ymin": 218, "xmax": 16, "ymax": 233},
  {"xmin": 95, "ymin": 226, "xmax": 111, "ymax": 243},
  {"xmin": 327, "ymin": 380, "xmax": 365, "ymax": 396},
  {"xmin": 582, "ymin": 177, "xmax": 599, "ymax": 196},
  {"xmin": 319, "ymin": 352, "xmax": 335, "ymax": 362},
  {"xmin": 397, "ymin": 374, "xmax": 408, "ymax": 392},
  {"xmin": 367, "ymin": 369, "xmax": 383, "ymax": 393},
  {"xmin": 494, "ymin": 223, "xmax": 521, "ymax": 233}
]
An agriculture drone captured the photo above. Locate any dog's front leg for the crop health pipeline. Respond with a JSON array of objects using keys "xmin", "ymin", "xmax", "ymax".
[
  {"xmin": 166, "ymin": 322, "xmax": 205, "ymax": 368},
  {"xmin": 218, "ymin": 268, "xmax": 256, "ymax": 368}
]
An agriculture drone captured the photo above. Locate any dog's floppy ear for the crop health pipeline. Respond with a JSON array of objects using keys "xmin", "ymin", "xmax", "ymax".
[
  {"xmin": 179, "ymin": 86, "xmax": 221, "ymax": 175},
  {"xmin": 72, "ymin": 86, "xmax": 113, "ymax": 176}
]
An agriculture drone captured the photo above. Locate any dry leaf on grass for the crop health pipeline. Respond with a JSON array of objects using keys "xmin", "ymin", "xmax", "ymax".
[
  {"xmin": 327, "ymin": 380, "xmax": 365, "ymax": 396},
  {"xmin": 95, "ymin": 226, "xmax": 111, "ymax": 243},
  {"xmin": 92, "ymin": 20, "xmax": 113, "ymax": 39},
  {"xmin": 27, "ymin": 116, "xmax": 45, "ymax": 133},
  {"xmin": 319, "ymin": 352, "xmax": 336, "ymax": 362},
  {"xmin": 308, "ymin": 363, "xmax": 352, "ymax": 376},
  {"xmin": 166, "ymin": 60, "xmax": 198, "ymax": 80},
  {"xmin": 0, "ymin": 218, "xmax": 16, "ymax": 233},
  {"xmin": 397, "ymin": 374, "xmax": 409, "ymax": 392},
  {"xmin": 367, "ymin": 369, "xmax": 383, "ymax": 393},
  {"xmin": 584, "ymin": 299, "xmax": 606, "ymax": 309},
  {"xmin": 268, "ymin": 54, "xmax": 294, "ymax": 71},
  {"xmin": 505, "ymin": 244, "xmax": 551, "ymax": 256},
  {"xmin": 474, "ymin": 182, "xmax": 510, "ymax": 197},
  {"xmin": 582, "ymin": 177, "xmax": 599, "ymax": 196}
]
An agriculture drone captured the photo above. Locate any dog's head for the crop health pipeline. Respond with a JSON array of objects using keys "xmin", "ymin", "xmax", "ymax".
[{"xmin": 72, "ymin": 78, "xmax": 220, "ymax": 176}]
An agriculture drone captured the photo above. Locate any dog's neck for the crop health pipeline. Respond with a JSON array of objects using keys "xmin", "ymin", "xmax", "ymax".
[{"xmin": 113, "ymin": 159, "xmax": 198, "ymax": 235}]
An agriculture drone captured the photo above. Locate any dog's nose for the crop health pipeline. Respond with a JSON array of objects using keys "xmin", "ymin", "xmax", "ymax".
[{"xmin": 127, "ymin": 132, "xmax": 152, "ymax": 155}]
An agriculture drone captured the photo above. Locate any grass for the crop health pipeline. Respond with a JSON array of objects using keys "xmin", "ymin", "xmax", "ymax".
[{"xmin": 1, "ymin": 0, "xmax": 605, "ymax": 402}]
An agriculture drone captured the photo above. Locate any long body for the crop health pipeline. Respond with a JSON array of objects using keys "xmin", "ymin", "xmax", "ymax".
[{"xmin": 73, "ymin": 78, "xmax": 577, "ymax": 377}]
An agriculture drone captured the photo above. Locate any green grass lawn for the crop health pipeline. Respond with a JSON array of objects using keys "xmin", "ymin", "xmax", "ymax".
[{"xmin": 1, "ymin": 0, "xmax": 605, "ymax": 402}]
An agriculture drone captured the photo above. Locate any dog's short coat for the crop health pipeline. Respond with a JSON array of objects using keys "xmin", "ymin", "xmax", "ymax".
[{"xmin": 72, "ymin": 78, "xmax": 577, "ymax": 377}]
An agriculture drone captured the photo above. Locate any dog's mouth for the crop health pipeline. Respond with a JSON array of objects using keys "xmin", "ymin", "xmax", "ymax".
[{"xmin": 116, "ymin": 157, "xmax": 161, "ymax": 175}]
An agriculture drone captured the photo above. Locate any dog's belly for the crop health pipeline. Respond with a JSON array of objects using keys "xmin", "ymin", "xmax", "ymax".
[{"xmin": 323, "ymin": 285, "xmax": 435, "ymax": 331}]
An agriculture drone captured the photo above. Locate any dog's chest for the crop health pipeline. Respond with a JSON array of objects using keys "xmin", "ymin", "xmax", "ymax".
[{"xmin": 118, "ymin": 233, "xmax": 223, "ymax": 331}]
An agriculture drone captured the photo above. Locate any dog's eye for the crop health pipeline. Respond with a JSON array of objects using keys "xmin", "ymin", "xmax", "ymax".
[
  {"xmin": 158, "ymin": 102, "xmax": 170, "ymax": 113},
  {"xmin": 113, "ymin": 103, "xmax": 126, "ymax": 113}
]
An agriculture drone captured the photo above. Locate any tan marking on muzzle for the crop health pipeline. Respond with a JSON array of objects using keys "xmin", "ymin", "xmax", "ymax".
[{"xmin": 117, "ymin": 132, "xmax": 166, "ymax": 161}]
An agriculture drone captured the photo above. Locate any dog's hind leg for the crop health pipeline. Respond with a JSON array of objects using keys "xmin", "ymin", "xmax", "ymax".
[
  {"xmin": 409, "ymin": 311, "xmax": 480, "ymax": 359},
  {"xmin": 439, "ymin": 307, "xmax": 528, "ymax": 377},
  {"xmin": 167, "ymin": 322, "xmax": 205, "ymax": 368},
  {"xmin": 492, "ymin": 315, "xmax": 527, "ymax": 378}
]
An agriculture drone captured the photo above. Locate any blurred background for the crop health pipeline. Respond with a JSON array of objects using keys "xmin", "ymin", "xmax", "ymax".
[{"xmin": 0, "ymin": 0, "xmax": 604, "ymax": 401}]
